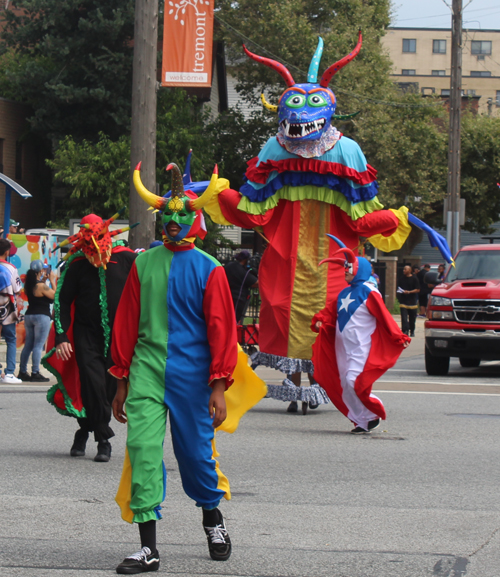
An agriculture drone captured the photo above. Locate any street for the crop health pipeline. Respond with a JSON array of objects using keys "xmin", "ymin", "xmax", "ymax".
[{"xmin": 1, "ymin": 317, "xmax": 499, "ymax": 577}]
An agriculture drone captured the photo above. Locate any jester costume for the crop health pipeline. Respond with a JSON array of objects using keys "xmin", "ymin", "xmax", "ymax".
[
  {"xmin": 43, "ymin": 212, "xmax": 137, "ymax": 460},
  {"xmin": 199, "ymin": 34, "xmax": 410, "ymax": 405},
  {"xmin": 312, "ymin": 236, "xmax": 410, "ymax": 432},
  {"xmin": 111, "ymin": 164, "xmax": 266, "ymax": 571}
]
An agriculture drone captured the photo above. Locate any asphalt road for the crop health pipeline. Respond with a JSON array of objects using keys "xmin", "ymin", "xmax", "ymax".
[{"xmin": 1, "ymin": 317, "xmax": 499, "ymax": 576}]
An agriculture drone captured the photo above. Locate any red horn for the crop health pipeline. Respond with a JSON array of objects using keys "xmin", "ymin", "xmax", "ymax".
[
  {"xmin": 320, "ymin": 30, "xmax": 362, "ymax": 88},
  {"xmin": 243, "ymin": 44, "xmax": 295, "ymax": 87}
]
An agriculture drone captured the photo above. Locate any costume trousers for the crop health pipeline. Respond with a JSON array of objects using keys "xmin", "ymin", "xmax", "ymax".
[
  {"xmin": 125, "ymin": 373, "xmax": 228, "ymax": 524},
  {"xmin": 73, "ymin": 324, "xmax": 116, "ymax": 442},
  {"xmin": 400, "ymin": 307, "xmax": 417, "ymax": 334}
]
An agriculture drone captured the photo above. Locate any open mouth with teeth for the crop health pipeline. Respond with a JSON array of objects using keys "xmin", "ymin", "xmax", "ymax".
[{"xmin": 280, "ymin": 118, "xmax": 326, "ymax": 139}]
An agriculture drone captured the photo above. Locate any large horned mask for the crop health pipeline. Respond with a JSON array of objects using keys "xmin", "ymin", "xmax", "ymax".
[{"xmin": 243, "ymin": 31, "xmax": 362, "ymax": 143}]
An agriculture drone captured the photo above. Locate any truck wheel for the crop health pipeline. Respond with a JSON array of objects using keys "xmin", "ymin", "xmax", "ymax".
[
  {"xmin": 425, "ymin": 347, "xmax": 450, "ymax": 376},
  {"xmin": 459, "ymin": 358, "xmax": 481, "ymax": 368}
]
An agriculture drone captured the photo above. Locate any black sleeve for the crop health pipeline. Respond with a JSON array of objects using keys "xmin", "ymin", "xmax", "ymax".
[
  {"xmin": 243, "ymin": 270, "xmax": 258, "ymax": 289},
  {"xmin": 54, "ymin": 263, "xmax": 79, "ymax": 345},
  {"xmin": 413, "ymin": 276, "xmax": 420, "ymax": 291}
]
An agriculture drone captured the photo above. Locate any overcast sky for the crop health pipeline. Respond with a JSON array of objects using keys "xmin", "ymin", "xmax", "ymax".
[{"xmin": 392, "ymin": 0, "xmax": 500, "ymax": 30}]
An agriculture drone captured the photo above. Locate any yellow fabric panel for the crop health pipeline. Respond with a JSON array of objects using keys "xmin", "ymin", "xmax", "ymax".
[
  {"xmin": 287, "ymin": 200, "xmax": 328, "ymax": 359},
  {"xmin": 200, "ymin": 178, "xmax": 232, "ymax": 226},
  {"xmin": 115, "ymin": 447, "xmax": 134, "ymax": 524},
  {"xmin": 217, "ymin": 344, "xmax": 268, "ymax": 434},
  {"xmin": 368, "ymin": 206, "xmax": 411, "ymax": 252},
  {"xmin": 211, "ymin": 435, "xmax": 231, "ymax": 501}
]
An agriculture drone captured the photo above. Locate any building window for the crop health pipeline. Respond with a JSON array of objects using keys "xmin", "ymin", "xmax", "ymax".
[
  {"xmin": 470, "ymin": 70, "xmax": 491, "ymax": 77},
  {"xmin": 15, "ymin": 141, "xmax": 23, "ymax": 180},
  {"xmin": 433, "ymin": 40, "xmax": 446, "ymax": 54},
  {"xmin": 402, "ymin": 69, "xmax": 416, "ymax": 76},
  {"xmin": 464, "ymin": 89, "xmax": 476, "ymax": 96},
  {"xmin": 441, "ymin": 89, "xmax": 450, "ymax": 96},
  {"xmin": 497, "ymin": 90, "xmax": 500, "ymax": 106},
  {"xmin": 432, "ymin": 70, "xmax": 446, "ymax": 76},
  {"xmin": 471, "ymin": 40, "xmax": 492, "ymax": 55},
  {"xmin": 402, "ymin": 39, "xmax": 416, "ymax": 53}
]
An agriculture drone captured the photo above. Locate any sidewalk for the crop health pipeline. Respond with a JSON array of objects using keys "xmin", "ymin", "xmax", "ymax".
[{"xmin": 0, "ymin": 339, "xmax": 54, "ymax": 383}]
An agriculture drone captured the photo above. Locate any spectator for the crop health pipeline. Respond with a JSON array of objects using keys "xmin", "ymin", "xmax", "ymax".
[
  {"xmin": 370, "ymin": 263, "xmax": 380, "ymax": 287},
  {"xmin": 18, "ymin": 260, "xmax": 57, "ymax": 382},
  {"xmin": 417, "ymin": 264, "xmax": 431, "ymax": 317},
  {"xmin": 0, "ymin": 238, "xmax": 22, "ymax": 383},
  {"xmin": 9, "ymin": 219, "xmax": 19, "ymax": 234},
  {"xmin": 397, "ymin": 264, "xmax": 420, "ymax": 337},
  {"xmin": 437, "ymin": 264, "xmax": 446, "ymax": 281},
  {"xmin": 223, "ymin": 250, "xmax": 258, "ymax": 323}
]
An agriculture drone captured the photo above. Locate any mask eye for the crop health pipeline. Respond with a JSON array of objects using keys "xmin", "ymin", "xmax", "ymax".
[
  {"xmin": 285, "ymin": 93, "xmax": 306, "ymax": 108},
  {"xmin": 307, "ymin": 93, "xmax": 327, "ymax": 107},
  {"xmin": 179, "ymin": 212, "xmax": 186, "ymax": 217}
]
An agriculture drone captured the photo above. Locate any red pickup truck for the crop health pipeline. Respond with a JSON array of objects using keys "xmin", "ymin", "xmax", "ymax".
[{"xmin": 424, "ymin": 244, "xmax": 500, "ymax": 375}]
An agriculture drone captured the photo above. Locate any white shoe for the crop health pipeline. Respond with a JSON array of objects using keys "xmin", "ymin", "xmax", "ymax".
[{"xmin": 1, "ymin": 373, "xmax": 22, "ymax": 384}]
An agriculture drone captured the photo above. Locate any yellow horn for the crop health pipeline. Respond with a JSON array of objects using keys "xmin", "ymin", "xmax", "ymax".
[
  {"xmin": 190, "ymin": 166, "xmax": 219, "ymax": 211},
  {"xmin": 261, "ymin": 93, "xmax": 278, "ymax": 113},
  {"xmin": 133, "ymin": 162, "xmax": 166, "ymax": 211}
]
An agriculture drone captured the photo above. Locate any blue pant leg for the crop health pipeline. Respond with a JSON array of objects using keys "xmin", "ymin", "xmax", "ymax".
[
  {"xmin": 20, "ymin": 316, "xmax": 35, "ymax": 373},
  {"xmin": 166, "ymin": 382, "xmax": 227, "ymax": 509},
  {"xmin": 31, "ymin": 315, "xmax": 51, "ymax": 373},
  {"xmin": 2, "ymin": 322, "xmax": 17, "ymax": 375}
]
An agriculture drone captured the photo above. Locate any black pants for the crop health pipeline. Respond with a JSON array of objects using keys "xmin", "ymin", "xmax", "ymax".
[
  {"xmin": 400, "ymin": 307, "xmax": 417, "ymax": 334},
  {"xmin": 73, "ymin": 325, "xmax": 116, "ymax": 442}
]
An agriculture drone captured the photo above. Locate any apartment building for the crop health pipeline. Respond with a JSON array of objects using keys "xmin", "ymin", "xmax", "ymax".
[{"xmin": 382, "ymin": 27, "xmax": 500, "ymax": 116}]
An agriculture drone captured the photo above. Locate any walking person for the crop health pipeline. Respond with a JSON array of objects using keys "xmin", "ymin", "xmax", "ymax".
[
  {"xmin": 18, "ymin": 260, "xmax": 56, "ymax": 382},
  {"xmin": 397, "ymin": 265, "xmax": 420, "ymax": 337},
  {"xmin": 417, "ymin": 264, "xmax": 431, "ymax": 317},
  {"xmin": 223, "ymin": 250, "xmax": 258, "ymax": 323}
]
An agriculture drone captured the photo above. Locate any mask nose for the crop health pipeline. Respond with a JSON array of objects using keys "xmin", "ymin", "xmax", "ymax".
[{"xmin": 289, "ymin": 111, "xmax": 306, "ymax": 122}]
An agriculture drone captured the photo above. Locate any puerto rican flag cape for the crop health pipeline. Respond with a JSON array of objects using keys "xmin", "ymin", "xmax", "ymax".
[{"xmin": 312, "ymin": 258, "xmax": 410, "ymax": 430}]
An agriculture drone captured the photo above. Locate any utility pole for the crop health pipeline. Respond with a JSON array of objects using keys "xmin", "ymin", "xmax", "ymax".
[
  {"xmin": 446, "ymin": 0, "xmax": 462, "ymax": 257},
  {"xmin": 128, "ymin": 0, "xmax": 158, "ymax": 249}
]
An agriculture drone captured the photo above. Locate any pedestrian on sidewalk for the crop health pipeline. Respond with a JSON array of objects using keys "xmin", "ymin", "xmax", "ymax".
[
  {"xmin": 18, "ymin": 260, "xmax": 57, "ymax": 382},
  {"xmin": 0, "ymin": 238, "xmax": 22, "ymax": 384},
  {"xmin": 397, "ymin": 265, "xmax": 420, "ymax": 337}
]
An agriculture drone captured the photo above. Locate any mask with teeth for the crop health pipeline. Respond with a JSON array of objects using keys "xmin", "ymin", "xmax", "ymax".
[{"xmin": 243, "ymin": 32, "xmax": 362, "ymax": 143}]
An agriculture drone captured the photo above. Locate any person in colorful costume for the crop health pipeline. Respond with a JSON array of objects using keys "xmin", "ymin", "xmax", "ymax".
[
  {"xmin": 43, "ymin": 212, "xmax": 138, "ymax": 462},
  {"xmin": 111, "ymin": 163, "xmax": 266, "ymax": 574},
  {"xmin": 199, "ymin": 33, "xmax": 413, "ymax": 412},
  {"xmin": 312, "ymin": 235, "xmax": 410, "ymax": 433}
]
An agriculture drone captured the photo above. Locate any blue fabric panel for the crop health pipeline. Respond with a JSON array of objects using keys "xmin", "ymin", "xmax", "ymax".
[{"xmin": 337, "ymin": 283, "xmax": 373, "ymax": 333}]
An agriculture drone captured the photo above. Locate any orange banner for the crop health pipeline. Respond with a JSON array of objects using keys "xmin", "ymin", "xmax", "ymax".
[{"xmin": 162, "ymin": 0, "xmax": 214, "ymax": 87}]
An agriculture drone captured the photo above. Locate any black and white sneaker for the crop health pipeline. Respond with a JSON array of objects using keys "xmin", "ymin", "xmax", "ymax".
[
  {"xmin": 116, "ymin": 546, "xmax": 160, "ymax": 574},
  {"xmin": 368, "ymin": 418, "xmax": 380, "ymax": 431},
  {"xmin": 204, "ymin": 512, "xmax": 232, "ymax": 561},
  {"xmin": 350, "ymin": 426, "xmax": 369, "ymax": 434}
]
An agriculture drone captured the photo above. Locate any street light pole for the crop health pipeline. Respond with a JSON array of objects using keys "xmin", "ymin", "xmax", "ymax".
[
  {"xmin": 447, "ymin": 0, "xmax": 462, "ymax": 257},
  {"xmin": 128, "ymin": 0, "xmax": 158, "ymax": 250}
]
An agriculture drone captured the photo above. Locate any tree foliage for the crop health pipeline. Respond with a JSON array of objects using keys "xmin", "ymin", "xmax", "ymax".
[{"xmin": 0, "ymin": 0, "xmax": 135, "ymax": 141}]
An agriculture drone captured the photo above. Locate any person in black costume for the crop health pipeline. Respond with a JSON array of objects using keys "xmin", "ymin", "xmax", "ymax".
[
  {"xmin": 397, "ymin": 265, "xmax": 420, "ymax": 337},
  {"xmin": 45, "ymin": 213, "xmax": 137, "ymax": 462},
  {"xmin": 223, "ymin": 250, "xmax": 258, "ymax": 323}
]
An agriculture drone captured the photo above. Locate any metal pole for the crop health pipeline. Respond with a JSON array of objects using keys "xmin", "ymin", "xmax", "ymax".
[
  {"xmin": 128, "ymin": 0, "xmax": 158, "ymax": 250},
  {"xmin": 447, "ymin": 0, "xmax": 462, "ymax": 257}
]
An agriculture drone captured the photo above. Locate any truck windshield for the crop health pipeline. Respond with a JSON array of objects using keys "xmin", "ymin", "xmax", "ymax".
[{"xmin": 446, "ymin": 250, "xmax": 500, "ymax": 282}]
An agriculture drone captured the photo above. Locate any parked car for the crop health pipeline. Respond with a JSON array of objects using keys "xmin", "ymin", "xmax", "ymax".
[{"xmin": 424, "ymin": 244, "xmax": 500, "ymax": 375}]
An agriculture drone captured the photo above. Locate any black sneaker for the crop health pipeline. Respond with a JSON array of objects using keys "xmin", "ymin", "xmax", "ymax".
[
  {"xmin": 116, "ymin": 546, "xmax": 160, "ymax": 574},
  {"xmin": 286, "ymin": 401, "xmax": 298, "ymax": 413},
  {"xmin": 308, "ymin": 402, "xmax": 319, "ymax": 410},
  {"xmin": 203, "ymin": 511, "xmax": 231, "ymax": 561},
  {"xmin": 368, "ymin": 418, "xmax": 380, "ymax": 431},
  {"xmin": 351, "ymin": 426, "xmax": 369, "ymax": 434},
  {"xmin": 30, "ymin": 372, "xmax": 50, "ymax": 382},
  {"xmin": 70, "ymin": 429, "xmax": 88, "ymax": 457},
  {"xmin": 17, "ymin": 371, "xmax": 31, "ymax": 382},
  {"xmin": 94, "ymin": 440, "xmax": 111, "ymax": 462}
]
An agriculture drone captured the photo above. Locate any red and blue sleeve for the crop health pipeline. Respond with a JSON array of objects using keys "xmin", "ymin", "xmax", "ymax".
[
  {"xmin": 219, "ymin": 188, "xmax": 275, "ymax": 229},
  {"xmin": 109, "ymin": 261, "xmax": 141, "ymax": 379},
  {"xmin": 202, "ymin": 265, "xmax": 238, "ymax": 389}
]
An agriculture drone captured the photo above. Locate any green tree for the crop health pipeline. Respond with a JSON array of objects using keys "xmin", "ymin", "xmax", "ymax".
[{"xmin": 0, "ymin": 0, "xmax": 135, "ymax": 141}]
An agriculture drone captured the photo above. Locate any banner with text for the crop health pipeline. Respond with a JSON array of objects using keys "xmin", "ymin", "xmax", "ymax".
[{"xmin": 162, "ymin": 0, "xmax": 214, "ymax": 87}]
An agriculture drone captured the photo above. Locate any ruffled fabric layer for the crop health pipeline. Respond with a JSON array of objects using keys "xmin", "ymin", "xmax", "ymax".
[
  {"xmin": 265, "ymin": 379, "xmax": 330, "ymax": 404},
  {"xmin": 250, "ymin": 351, "xmax": 314, "ymax": 375}
]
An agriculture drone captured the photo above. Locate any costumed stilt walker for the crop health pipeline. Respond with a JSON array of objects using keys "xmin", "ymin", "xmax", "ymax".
[
  {"xmin": 110, "ymin": 163, "xmax": 266, "ymax": 573},
  {"xmin": 311, "ymin": 235, "xmax": 411, "ymax": 433},
  {"xmin": 193, "ymin": 33, "xmax": 452, "ymax": 414},
  {"xmin": 43, "ymin": 211, "xmax": 138, "ymax": 462}
]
